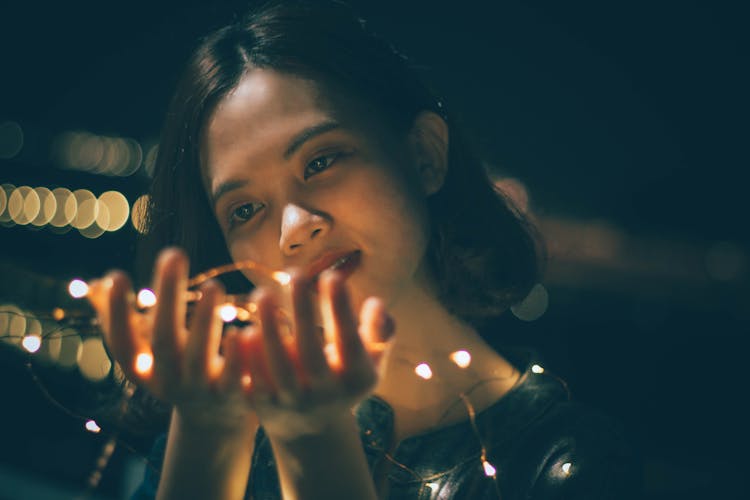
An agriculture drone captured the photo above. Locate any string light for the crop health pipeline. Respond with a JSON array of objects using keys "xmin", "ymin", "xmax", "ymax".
[
  {"xmin": 219, "ymin": 304, "xmax": 238, "ymax": 322},
  {"xmin": 482, "ymin": 459, "xmax": 497, "ymax": 477},
  {"xmin": 68, "ymin": 279, "xmax": 89, "ymax": 298},
  {"xmin": 85, "ymin": 420, "xmax": 102, "ymax": 433},
  {"xmin": 22, "ymin": 334, "xmax": 42, "ymax": 353},
  {"xmin": 415, "ymin": 363, "xmax": 433, "ymax": 380},
  {"xmin": 12, "ymin": 259, "xmax": 565, "ymax": 499},
  {"xmin": 135, "ymin": 352, "xmax": 154, "ymax": 375},
  {"xmin": 136, "ymin": 289, "xmax": 157, "ymax": 309},
  {"xmin": 449, "ymin": 349, "xmax": 472, "ymax": 368}
]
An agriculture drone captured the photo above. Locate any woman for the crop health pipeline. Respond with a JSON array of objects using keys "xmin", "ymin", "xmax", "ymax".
[{"xmin": 94, "ymin": 1, "xmax": 638, "ymax": 498}]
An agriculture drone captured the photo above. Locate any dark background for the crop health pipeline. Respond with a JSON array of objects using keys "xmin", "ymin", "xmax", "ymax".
[{"xmin": 1, "ymin": 1, "xmax": 748, "ymax": 498}]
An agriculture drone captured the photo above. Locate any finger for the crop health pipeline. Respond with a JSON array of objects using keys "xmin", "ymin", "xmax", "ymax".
[
  {"xmin": 290, "ymin": 272, "xmax": 330, "ymax": 383},
  {"xmin": 256, "ymin": 289, "xmax": 299, "ymax": 397},
  {"xmin": 105, "ymin": 271, "xmax": 142, "ymax": 379},
  {"xmin": 243, "ymin": 324, "xmax": 274, "ymax": 401},
  {"xmin": 151, "ymin": 248, "xmax": 188, "ymax": 382},
  {"xmin": 218, "ymin": 327, "xmax": 249, "ymax": 393},
  {"xmin": 358, "ymin": 296, "xmax": 395, "ymax": 367},
  {"xmin": 184, "ymin": 279, "xmax": 224, "ymax": 386},
  {"xmin": 320, "ymin": 271, "xmax": 372, "ymax": 372}
]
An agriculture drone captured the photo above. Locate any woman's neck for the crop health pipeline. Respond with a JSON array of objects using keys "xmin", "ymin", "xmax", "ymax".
[{"xmin": 373, "ymin": 283, "xmax": 520, "ymax": 441}]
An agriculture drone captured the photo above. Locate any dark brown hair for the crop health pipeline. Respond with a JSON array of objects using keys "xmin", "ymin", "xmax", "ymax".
[{"xmin": 139, "ymin": 0, "xmax": 545, "ymax": 329}]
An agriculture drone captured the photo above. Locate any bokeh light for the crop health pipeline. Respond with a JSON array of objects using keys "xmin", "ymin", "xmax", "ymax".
[
  {"xmin": 78, "ymin": 337, "xmax": 112, "ymax": 381},
  {"xmin": 68, "ymin": 279, "xmax": 89, "ymax": 298},
  {"xmin": 135, "ymin": 352, "xmax": 154, "ymax": 375},
  {"xmin": 131, "ymin": 194, "xmax": 150, "ymax": 234},
  {"xmin": 415, "ymin": 363, "xmax": 433, "ymax": 380},
  {"xmin": 85, "ymin": 420, "xmax": 102, "ymax": 434},
  {"xmin": 449, "ymin": 350, "xmax": 472, "ymax": 368},
  {"xmin": 49, "ymin": 187, "xmax": 76, "ymax": 227},
  {"xmin": 0, "ymin": 304, "xmax": 26, "ymax": 346},
  {"xmin": 136, "ymin": 289, "xmax": 156, "ymax": 308},
  {"xmin": 531, "ymin": 364, "xmax": 545, "ymax": 374},
  {"xmin": 21, "ymin": 334, "xmax": 42, "ymax": 353},
  {"xmin": 98, "ymin": 191, "xmax": 130, "ymax": 231},
  {"xmin": 0, "ymin": 121, "xmax": 24, "ymax": 159},
  {"xmin": 219, "ymin": 304, "xmax": 238, "ymax": 322},
  {"xmin": 8, "ymin": 186, "xmax": 40, "ymax": 225},
  {"xmin": 30, "ymin": 187, "xmax": 56, "ymax": 226},
  {"xmin": 71, "ymin": 189, "xmax": 97, "ymax": 229},
  {"xmin": 47, "ymin": 329, "xmax": 82, "ymax": 368},
  {"xmin": 510, "ymin": 284, "xmax": 549, "ymax": 322}
]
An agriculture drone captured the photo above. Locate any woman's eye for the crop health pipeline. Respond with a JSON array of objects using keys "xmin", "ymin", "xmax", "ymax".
[
  {"xmin": 303, "ymin": 153, "xmax": 339, "ymax": 180},
  {"xmin": 229, "ymin": 202, "xmax": 264, "ymax": 226}
]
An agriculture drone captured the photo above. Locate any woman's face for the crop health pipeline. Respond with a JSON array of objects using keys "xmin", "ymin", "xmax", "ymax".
[{"xmin": 201, "ymin": 69, "xmax": 434, "ymax": 312}]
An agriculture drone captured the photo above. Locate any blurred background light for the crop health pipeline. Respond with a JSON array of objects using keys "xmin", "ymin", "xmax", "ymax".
[
  {"xmin": 0, "ymin": 305, "xmax": 26, "ymax": 346},
  {"xmin": 30, "ymin": 187, "xmax": 56, "ymax": 226},
  {"xmin": 77, "ymin": 337, "xmax": 111, "ymax": 381},
  {"xmin": 131, "ymin": 194, "xmax": 150, "ymax": 234},
  {"xmin": 0, "ymin": 121, "xmax": 24, "ymax": 159},
  {"xmin": 510, "ymin": 283, "xmax": 549, "ymax": 322},
  {"xmin": 98, "ymin": 191, "xmax": 130, "ymax": 231},
  {"xmin": 71, "ymin": 189, "xmax": 97, "ymax": 230}
]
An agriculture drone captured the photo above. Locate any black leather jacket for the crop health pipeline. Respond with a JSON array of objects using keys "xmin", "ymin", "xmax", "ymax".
[{"xmin": 134, "ymin": 348, "xmax": 640, "ymax": 499}]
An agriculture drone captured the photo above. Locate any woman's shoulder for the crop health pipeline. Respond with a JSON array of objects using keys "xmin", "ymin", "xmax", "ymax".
[{"xmin": 478, "ymin": 346, "xmax": 642, "ymax": 498}]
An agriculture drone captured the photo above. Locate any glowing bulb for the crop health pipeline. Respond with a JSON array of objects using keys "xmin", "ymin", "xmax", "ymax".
[
  {"xmin": 272, "ymin": 271, "xmax": 291, "ymax": 286},
  {"xmin": 482, "ymin": 459, "xmax": 497, "ymax": 477},
  {"xmin": 85, "ymin": 419, "xmax": 101, "ymax": 433},
  {"xmin": 219, "ymin": 304, "xmax": 238, "ymax": 322},
  {"xmin": 450, "ymin": 350, "xmax": 472, "ymax": 368},
  {"xmin": 22, "ymin": 335, "xmax": 41, "ymax": 353},
  {"xmin": 68, "ymin": 279, "xmax": 89, "ymax": 298},
  {"xmin": 52, "ymin": 308, "xmax": 65, "ymax": 321},
  {"xmin": 241, "ymin": 374, "xmax": 252, "ymax": 389},
  {"xmin": 415, "ymin": 363, "xmax": 433, "ymax": 380},
  {"xmin": 136, "ymin": 289, "xmax": 157, "ymax": 308},
  {"xmin": 562, "ymin": 462, "xmax": 571, "ymax": 475},
  {"xmin": 426, "ymin": 482, "xmax": 439, "ymax": 492},
  {"xmin": 135, "ymin": 352, "xmax": 153, "ymax": 375},
  {"xmin": 531, "ymin": 364, "xmax": 544, "ymax": 374}
]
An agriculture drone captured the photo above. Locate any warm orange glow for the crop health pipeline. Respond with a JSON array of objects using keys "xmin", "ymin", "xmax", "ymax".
[
  {"xmin": 135, "ymin": 352, "xmax": 154, "ymax": 375},
  {"xmin": 482, "ymin": 459, "xmax": 497, "ymax": 477},
  {"xmin": 136, "ymin": 289, "xmax": 157, "ymax": 309},
  {"xmin": 68, "ymin": 279, "xmax": 89, "ymax": 298},
  {"xmin": 449, "ymin": 350, "xmax": 472, "ymax": 368},
  {"xmin": 415, "ymin": 363, "xmax": 433, "ymax": 380}
]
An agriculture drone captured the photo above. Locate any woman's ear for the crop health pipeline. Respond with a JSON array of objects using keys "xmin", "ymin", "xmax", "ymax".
[{"xmin": 408, "ymin": 111, "xmax": 449, "ymax": 195}]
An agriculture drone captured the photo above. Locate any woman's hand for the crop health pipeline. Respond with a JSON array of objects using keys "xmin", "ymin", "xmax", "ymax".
[
  {"xmin": 90, "ymin": 248, "xmax": 257, "ymax": 432},
  {"xmin": 237, "ymin": 267, "xmax": 395, "ymax": 443}
]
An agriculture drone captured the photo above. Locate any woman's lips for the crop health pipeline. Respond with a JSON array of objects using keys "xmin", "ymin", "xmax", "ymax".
[{"xmin": 308, "ymin": 250, "xmax": 362, "ymax": 283}]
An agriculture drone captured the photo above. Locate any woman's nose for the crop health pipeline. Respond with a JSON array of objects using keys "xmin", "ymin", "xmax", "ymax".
[{"xmin": 279, "ymin": 203, "xmax": 330, "ymax": 256}]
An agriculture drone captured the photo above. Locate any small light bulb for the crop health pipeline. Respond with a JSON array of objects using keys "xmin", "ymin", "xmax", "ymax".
[
  {"xmin": 135, "ymin": 352, "xmax": 153, "ymax": 375},
  {"xmin": 426, "ymin": 482, "xmax": 439, "ymax": 492},
  {"xmin": 219, "ymin": 304, "xmax": 238, "ymax": 322},
  {"xmin": 241, "ymin": 374, "xmax": 252, "ymax": 389},
  {"xmin": 562, "ymin": 462, "xmax": 571, "ymax": 475},
  {"xmin": 85, "ymin": 419, "xmax": 101, "ymax": 433},
  {"xmin": 531, "ymin": 364, "xmax": 544, "ymax": 374},
  {"xmin": 482, "ymin": 459, "xmax": 497, "ymax": 477},
  {"xmin": 68, "ymin": 279, "xmax": 89, "ymax": 298},
  {"xmin": 52, "ymin": 308, "xmax": 65, "ymax": 321},
  {"xmin": 272, "ymin": 271, "xmax": 291, "ymax": 286},
  {"xmin": 22, "ymin": 335, "xmax": 42, "ymax": 353},
  {"xmin": 136, "ymin": 289, "xmax": 157, "ymax": 308},
  {"xmin": 415, "ymin": 363, "xmax": 433, "ymax": 380},
  {"xmin": 450, "ymin": 350, "xmax": 472, "ymax": 368}
]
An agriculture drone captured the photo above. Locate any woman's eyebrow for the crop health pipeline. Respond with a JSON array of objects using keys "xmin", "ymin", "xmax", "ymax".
[
  {"xmin": 211, "ymin": 179, "xmax": 248, "ymax": 209},
  {"xmin": 283, "ymin": 120, "xmax": 341, "ymax": 159}
]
